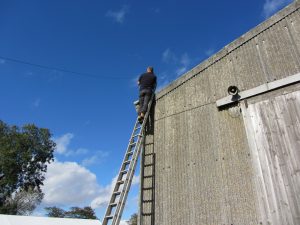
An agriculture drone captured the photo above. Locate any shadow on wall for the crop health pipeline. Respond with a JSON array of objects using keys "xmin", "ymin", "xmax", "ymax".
[{"xmin": 140, "ymin": 96, "xmax": 156, "ymax": 225}]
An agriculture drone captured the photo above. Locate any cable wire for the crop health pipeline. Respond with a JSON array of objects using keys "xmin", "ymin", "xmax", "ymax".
[{"xmin": 0, "ymin": 56, "xmax": 131, "ymax": 80}]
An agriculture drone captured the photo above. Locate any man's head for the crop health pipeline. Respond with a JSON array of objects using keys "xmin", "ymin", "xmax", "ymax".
[{"xmin": 147, "ymin": 66, "xmax": 154, "ymax": 73}]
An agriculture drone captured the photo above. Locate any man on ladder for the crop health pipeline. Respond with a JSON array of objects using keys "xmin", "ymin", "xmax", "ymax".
[{"xmin": 137, "ymin": 66, "xmax": 157, "ymax": 123}]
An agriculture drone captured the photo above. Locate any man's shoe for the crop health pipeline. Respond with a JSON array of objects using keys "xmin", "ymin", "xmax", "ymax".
[{"xmin": 138, "ymin": 118, "xmax": 143, "ymax": 124}]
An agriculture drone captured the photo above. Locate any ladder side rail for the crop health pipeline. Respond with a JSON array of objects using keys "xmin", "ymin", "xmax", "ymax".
[
  {"xmin": 114, "ymin": 134, "xmax": 145, "ymax": 225},
  {"xmin": 103, "ymin": 94, "xmax": 154, "ymax": 225},
  {"xmin": 102, "ymin": 118, "xmax": 140, "ymax": 224},
  {"xmin": 113, "ymin": 95, "xmax": 154, "ymax": 224}
]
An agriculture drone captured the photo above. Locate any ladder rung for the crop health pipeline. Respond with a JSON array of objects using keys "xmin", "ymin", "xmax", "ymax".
[
  {"xmin": 142, "ymin": 187, "xmax": 153, "ymax": 191},
  {"xmin": 123, "ymin": 160, "xmax": 131, "ymax": 165},
  {"xmin": 124, "ymin": 160, "xmax": 131, "ymax": 164},
  {"xmin": 127, "ymin": 151, "xmax": 134, "ymax": 156},
  {"xmin": 105, "ymin": 215, "xmax": 114, "ymax": 219},
  {"xmin": 143, "ymin": 199, "xmax": 154, "ymax": 203},
  {"xmin": 142, "ymin": 212, "xmax": 153, "ymax": 216},
  {"xmin": 132, "ymin": 134, "xmax": 142, "ymax": 138},
  {"xmin": 109, "ymin": 203, "xmax": 117, "ymax": 207},
  {"xmin": 129, "ymin": 142, "xmax": 137, "ymax": 146},
  {"xmin": 134, "ymin": 126, "xmax": 142, "ymax": 130},
  {"xmin": 102, "ymin": 94, "xmax": 154, "ymax": 224},
  {"xmin": 144, "ymin": 163, "xmax": 154, "ymax": 167},
  {"xmin": 117, "ymin": 180, "xmax": 124, "ymax": 184}
]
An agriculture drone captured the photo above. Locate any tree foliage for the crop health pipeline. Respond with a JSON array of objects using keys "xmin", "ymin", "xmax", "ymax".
[
  {"xmin": 45, "ymin": 206, "xmax": 97, "ymax": 219},
  {"xmin": 0, "ymin": 120, "xmax": 55, "ymax": 214},
  {"xmin": 66, "ymin": 207, "xmax": 97, "ymax": 219},
  {"xmin": 4, "ymin": 187, "xmax": 44, "ymax": 215},
  {"xmin": 45, "ymin": 206, "xmax": 66, "ymax": 218},
  {"xmin": 129, "ymin": 213, "xmax": 137, "ymax": 225}
]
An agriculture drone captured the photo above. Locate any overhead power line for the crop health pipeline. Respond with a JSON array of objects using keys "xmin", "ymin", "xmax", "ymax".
[{"xmin": 0, "ymin": 56, "xmax": 130, "ymax": 80}]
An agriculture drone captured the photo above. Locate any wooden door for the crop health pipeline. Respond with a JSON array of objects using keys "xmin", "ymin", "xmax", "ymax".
[{"xmin": 242, "ymin": 91, "xmax": 300, "ymax": 225}]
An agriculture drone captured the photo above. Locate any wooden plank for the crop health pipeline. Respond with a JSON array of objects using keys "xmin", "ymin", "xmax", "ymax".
[
  {"xmin": 241, "ymin": 101, "xmax": 270, "ymax": 225},
  {"xmin": 242, "ymin": 90, "xmax": 300, "ymax": 225}
]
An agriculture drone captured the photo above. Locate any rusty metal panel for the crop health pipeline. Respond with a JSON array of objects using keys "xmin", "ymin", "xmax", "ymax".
[{"xmin": 242, "ymin": 91, "xmax": 300, "ymax": 225}]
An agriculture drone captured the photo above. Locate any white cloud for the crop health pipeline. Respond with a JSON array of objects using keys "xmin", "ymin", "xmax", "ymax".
[
  {"xmin": 205, "ymin": 48, "xmax": 215, "ymax": 57},
  {"xmin": 162, "ymin": 48, "xmax": 177, "ymax": 63},
  {"xmin": 180, "ymin": 53, "xmax": 190, "ymax": 66},
  {"xmin": 82, "ymin": 151, "xmax": 109, "ymax": 167},
  {"xmin": 90, "ymin": 180, "xmax": 115, "ymax": 209},
  {"xmin": 84, "ymin": 120, "xmax": 91, "ymax": 126},
  {"xmin": 53, "ymin": 133, "xmax": 91, "ymax": 156},
  {"xmin": 120, "ymin": 220, "xmax": 129, "ymax": 225},
  {"xmin": 156, "ymin": 79, "xmax": 171, "ymax": 92},
  {"xmin": 42, "ymin": 160, "xmax": 101, "ymax": 206},
  {"xmin": 91, "ymin": 175, "xmax": 140, "ymax": 209},
  {"xmin": 160, "ymin": 49, "xmax": 193, "ymax": 90},
  {"xmin": 53, "ymin": 133, "xmax": 74, "ymax": 155},
  {"xmin": 82, "ymin": 156, "xmax": 98, "ymax": 166},
  {"xmin": 42, "ymin": 159, "xmax": 140, "ymax": 221},
  {"xmin": 74, "ymin": 148, "xmax": 89, "ymax": 155},
  {"xmin": 175, "ymin": 53, "xmax": 191, "ymax": 76},
  {"xmin": 33, "ymin": 98, "xmax": 41, "ymax": 108},
  {"xmin": 131, "ymin": 175, "xmax": 140, "ymax": 186},
  {"xmin": 263, "ymin": 0, "xmax": 291, "ymax": 18},
  {"xmin": 176, "ymin": 67, "xmax": 187, "ymax": 76},
  {"xmin": 162, "ymin": 49, "xmax": 192, "ymax": 76},
  {"xmin": 106, "ymin": 5, "xmax": 129, "ymax": 24}
]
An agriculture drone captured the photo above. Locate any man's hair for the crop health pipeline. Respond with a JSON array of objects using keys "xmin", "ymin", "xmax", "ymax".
[{"xmin": 147, "ymin": 66, "xmax": 154, "ymax": 73}]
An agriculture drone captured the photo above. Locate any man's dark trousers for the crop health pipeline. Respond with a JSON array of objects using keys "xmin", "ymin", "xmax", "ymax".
[{"xmin": 139, "ymin": 88, "xmax": 152, "ymax": 115}]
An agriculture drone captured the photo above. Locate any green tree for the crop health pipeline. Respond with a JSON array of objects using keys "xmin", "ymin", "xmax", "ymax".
[
  {"xmin": 0, "ymin": 120, "xmax": 55, "ymax": 214},
  {"xmin": 45, "ymin": 206, "xmax": 66, "ymax": 218},
  {"xmin": 45, "ymin": 206, "xmax": 97, "ymax": 219},
  {"xmin": 66, "ymin": 206, "xmax": 97, "ymax": 219},
  {"xmin": 4, "ymin": 187, "xmax": 44, "ymax": 215},
  {"xmin": 129, "ymin": 213, "xmax": 137, "ymax": 225}
]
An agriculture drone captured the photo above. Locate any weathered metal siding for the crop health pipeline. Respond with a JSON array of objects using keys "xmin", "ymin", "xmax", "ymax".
[{"xmin": 140, "ymin": 2, "xmax": 300, "ymax": 225}]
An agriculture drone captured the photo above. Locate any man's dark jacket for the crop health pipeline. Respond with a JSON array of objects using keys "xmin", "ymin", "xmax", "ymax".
[{"xmin": 138, "ymin": 72, "xmax": 157, "ymax": 91}]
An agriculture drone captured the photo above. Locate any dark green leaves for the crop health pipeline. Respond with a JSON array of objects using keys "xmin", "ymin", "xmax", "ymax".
[{"xmin": 0, "ymin": 120, "xmax": 55, "ymax": 214}]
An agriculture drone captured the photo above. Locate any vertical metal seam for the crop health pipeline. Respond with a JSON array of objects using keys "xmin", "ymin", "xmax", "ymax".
[
  {"xmin": 285, "ymin": 17, "xmax": 300, "ymax": 68},
  {"xmin": 255, "ymin": 36, "xmax": 272, "ymax": 82}
]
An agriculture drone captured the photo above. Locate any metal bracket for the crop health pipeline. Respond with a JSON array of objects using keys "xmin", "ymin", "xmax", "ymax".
[{"xmin": 216, "ymin": 72, "xmax": 300, "ymax": 107}]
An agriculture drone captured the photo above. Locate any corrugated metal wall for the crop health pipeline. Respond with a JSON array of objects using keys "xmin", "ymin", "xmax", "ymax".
[{"xmin": 140, "ymin": 1, "xmax": 300, "ymax": 225}]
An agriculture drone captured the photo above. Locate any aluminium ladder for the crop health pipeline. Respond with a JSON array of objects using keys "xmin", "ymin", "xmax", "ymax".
[{"xmin": 102, "ymin": 95, "xmax": 154, "ymax": 225}]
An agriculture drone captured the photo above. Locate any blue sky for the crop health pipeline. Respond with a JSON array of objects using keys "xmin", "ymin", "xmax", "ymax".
[{"xmin": 0, "ymin": 0, "xmax": 293, "ymax": 223}]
